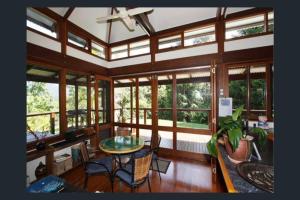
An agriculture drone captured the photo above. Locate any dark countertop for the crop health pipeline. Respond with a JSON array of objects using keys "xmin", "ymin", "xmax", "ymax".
[{"xmin": 218, "ymin": 139, "xmax": 273, "ymax": 193}]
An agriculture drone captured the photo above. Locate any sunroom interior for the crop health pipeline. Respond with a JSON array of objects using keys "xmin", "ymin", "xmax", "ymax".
[{"xmin": 26, "ymin": 7, "xmax": 274, "ymax": 193}]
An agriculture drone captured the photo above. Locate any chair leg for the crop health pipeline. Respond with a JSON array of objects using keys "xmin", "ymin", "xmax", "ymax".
[
  {"xmin": 111, "ymin": 175, "xmax": 114, "ymax": 192},
  {"xmin": 147, "ymin": 177, "xmax": 151, "ymax": 192},
  {"xmin": 83, "ymin": 174, "xmax": 89, "ymax": 189},
  {"xmin": 155, "ymin": 159, "xmax": 161, "ymax": 181}
]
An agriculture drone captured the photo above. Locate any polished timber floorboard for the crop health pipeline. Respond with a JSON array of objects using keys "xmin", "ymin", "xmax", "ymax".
[{"xmin": 61, "ymin": 154, "xmax": 226, "ymax": 193}]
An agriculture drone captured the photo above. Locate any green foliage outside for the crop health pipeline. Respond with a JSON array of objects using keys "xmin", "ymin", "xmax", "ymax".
[{"xmin": 27, "ymin": 81, "xmax": 59, "ymax": 135}]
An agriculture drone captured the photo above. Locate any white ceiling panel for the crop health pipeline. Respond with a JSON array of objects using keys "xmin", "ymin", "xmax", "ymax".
[
  {"xmin": 49, "ymin": 7, "xmax": 69, "ymax": 16},
  {"xmin": 110, "ymin": 20, "xmax": 147, "ymax": 43},
  {"xmin": 148, "ymin": 7, "xmax": 217, "ymax": 32},
  {"xmin": 68, "ymin": 7, "xmax": 110, "ymax": 42},
  {"xmin": 226, "ymin": 7, "xmax": 253, "ymax": 15}
]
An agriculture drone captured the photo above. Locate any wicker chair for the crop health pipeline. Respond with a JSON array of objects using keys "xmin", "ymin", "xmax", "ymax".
[
  {"xmin": 134, "ymin": 134, "xmax": 162, "ymax": 180},
  {"xmin": 79, "ymin": 142, "xmax": 113, "ymax": 191},
  {"xmin": 112, "ymin": 151, "xmax": 153, "ymax": 192}
]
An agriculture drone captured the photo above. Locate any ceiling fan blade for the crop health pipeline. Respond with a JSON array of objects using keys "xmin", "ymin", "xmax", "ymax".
[
  {"xmin": 121, "ymin": 16, "xmax": 135, "ymax": 31},
  {"xmin": 127, "ymin": 8, "xmax": 153, "ymax": 16},
  {"xmin": 96, "ymin": 14, "xmax": 120, "ymax": 23}
]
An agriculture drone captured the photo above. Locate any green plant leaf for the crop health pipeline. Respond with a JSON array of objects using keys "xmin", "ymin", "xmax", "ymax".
[
  {"xmin": 251, "ymin": 127, "xmax": 268, "ymax": 147},
  {"xmin": 232, "ymin": 105, "xmax": 244, "ymax": 121},
  {"xmin": 206, "ymin": 133, "xmax": 218, "ymax": 157},
  {"xmin": 228, "ymin": 128, "xmax": 243, "ymax": 151}
]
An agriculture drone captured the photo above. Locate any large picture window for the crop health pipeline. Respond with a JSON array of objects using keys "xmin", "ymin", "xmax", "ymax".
[
  {"xmin": 26, "ymin": 66, "xmax": 60, "ymax": 143},
  {"xmin": 228, "ymin": 64, "xmax": 272, "ymax": 120},
  {"xmin": 176, "ymin": 70, "xmax": 211, "ymax": 129}
]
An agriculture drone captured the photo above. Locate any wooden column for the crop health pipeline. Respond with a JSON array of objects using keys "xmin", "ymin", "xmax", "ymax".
[
  {"xmin": 172, "ymin": 74, "xmax": 177, "ymax": 150},
  {"xmin": 111, "ymin": 79, "xmax": 114, "ymax": 136},
  {"xmin": 91, "ymin": 80, "xmax": 99, "ymax": 149},
  {"xmin": 266, "ymin": 64, "xmax": 272, "ymax": 121},
  {"xmin": 136, "ymin": 77, "xmax": 139, "ymax": 137},
  {"xmin": 151, "ymin": 75, "xmax": 158, "ymax": 148},
  {"xmin": 216, "ymin": 17, "xmax": 225, "ymax": 54},
  {"xmin": 59, "ymin": 69, "xmax": 67, "ymax": 133},
  {"xmin": 75, "ymin": 82, "xmax": 78, "ymax": 129},
  {"xmin": 87, "ymin": 75, "xmax": 91, "ymax": 126},
  {"xmin": 130, "ymin": 84, "xmax": 133, "ymax": 124},
  {"xmin": 60, "ymin": 20, "xmax": 67, "ymax": 55},
  {"xmin": 150, "ymin": 36, "xmax": 157, "ymax": 64}
]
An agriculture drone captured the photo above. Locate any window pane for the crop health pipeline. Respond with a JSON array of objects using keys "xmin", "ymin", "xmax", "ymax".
[
  {"xmin": 250, "ymin": 65, "xmax": 266, "ymax": 119},
  {"xmin": 68, "ymin": 32, "xmax": 88, "ymax": 49},
  {"xmin": 158, "ymin": 35, "xmax": 181, "ymax": 50},
  {"xmin": 225, "ymin": 14, "xmax": 265, "ymax": 39},
  {"xmin": 26, "ymin": 66, "xmax": 59, "ymax": 143},
  {"xmin": 114, "ymin": 79, "xmax": 134, "ymax": 123},
  {"xmin": 27, "ymin": 8, "xmax": 57, "ymax": 38},
  {"xmin": 176, "ymin": 70, "xmax": 211, "ymax": 129},
  {"xmin": 91, "ymin": 42, "xmax": 106, "ymax": 58},
  {"xmin": 98, "ymin": 80, "xmax": 110, "ymax": 124},
  {"xmin": 66, "ymin": 73, "xmax": 88, "ymax": 130},
  {"xmin": 159, "ymin": 131, "xmax": 173, "ymax": 149},
  {"xmin": 132, "ymin": 129, "xmax": 152, "ymax": 143},
  {"xmin": 228, "ymin": 67, "xmax": 247, "ymax": 110},
  {"xmin": 177, "ymin": 133, "xmax": 211, "ymax": 153},
  {"xmin": 268, "ymin": 12, "xmax": 274, "ymax": 32},
  {"xmin": 129, "ymin": 40, "xmax": 150, "ymax": 56},
  {"xmin": 184, "ymin": 25, "xmax": 216, "ymax": 46},
  {"xmin": 139, "ymin": 77, "xmax": 152, "ymax": 125},
  {"xmin": 158, "ymin": 75, "xmax": 173, "ymax": 127},
  {"xmin": 111, "ymin": 45, "xmax": 128, "ymax": 59}
]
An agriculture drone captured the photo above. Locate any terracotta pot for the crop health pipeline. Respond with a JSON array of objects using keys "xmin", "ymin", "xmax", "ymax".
[{"xmin": 223, "ymin": 134, "xmax": 253, "ymax": 162}]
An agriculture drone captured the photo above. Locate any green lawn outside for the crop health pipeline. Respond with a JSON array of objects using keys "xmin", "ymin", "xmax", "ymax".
[{"xmin": 138, "ymin": 118, "xmax": 209, "ymax": 129}]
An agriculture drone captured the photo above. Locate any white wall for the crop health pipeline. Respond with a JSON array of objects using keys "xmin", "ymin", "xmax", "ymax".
[
  {"xmin": 26, "ymin": 156, "xmax": 46, "ymax": 183},
  {"xmin": 224, "ymin": 34, "xmax": 274, "ymax": 52},
  {"xmin": 155, "ymin": 43, "xmax": 218, "ymax": 62},
  {"xmin": 66, "ymin": 46, "xmax": 108, "ymax": 67},
  {"xmin": 107, "ymin": 54, "xmax": 151, "ymax": 68},
  {"xmin": 27, "ymin": 30, "xmax": 61, "ymax": 52}
]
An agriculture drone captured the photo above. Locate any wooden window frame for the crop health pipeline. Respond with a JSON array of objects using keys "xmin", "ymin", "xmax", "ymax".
[
  {"xmin": 226, "ymin": 62, "xmax": 273, "ymax": 122},
  {"xmin": 224, "ymin": 10, "xmax": 273, "ymax": 42}
]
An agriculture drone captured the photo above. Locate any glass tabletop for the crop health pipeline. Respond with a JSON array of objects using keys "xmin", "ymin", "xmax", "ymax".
[{"xmin": 99, "ymin": 136, "xmax": 144, "ymax": 154}]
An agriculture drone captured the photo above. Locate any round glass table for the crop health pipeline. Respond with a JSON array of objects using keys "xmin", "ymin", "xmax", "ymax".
[{"xmin": 99, "ymin": 136, "xmax": 144, "ymax": 154}]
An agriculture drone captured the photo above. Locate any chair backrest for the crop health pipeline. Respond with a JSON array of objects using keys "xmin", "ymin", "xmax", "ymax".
[
  {"xmin": 116, "ymin": 127, "xmax": 131, "ymax": 136},
  {"xmin": 150, "ymin": 134, "xmax": 162, "ymax": 152},
  {"xmin": 82, "ymin": 127, "xmax": 96, "ymax": 136},
  {"xmin": 79, "ymin": 142, "xmax": 90, "ymax": 167},
  {"xmin": 133, "ymin": 151, "xmax": 153, "ymax": 182}
]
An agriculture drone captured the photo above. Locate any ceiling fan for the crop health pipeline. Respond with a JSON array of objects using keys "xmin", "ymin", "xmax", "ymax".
[{"xmin": 96, "ymin": 7, "xmax": 153, "ymax": 31}]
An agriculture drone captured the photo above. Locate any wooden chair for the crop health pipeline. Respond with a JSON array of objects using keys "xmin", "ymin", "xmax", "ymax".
[
  {"xmin": 79, "ymin": 142, "xmax": 113, "ymax": 191},
  {"xmin": 134, "ymin": 134, "xmax": 162, "ymax": 180},
  {"xmin": 113, "ymin": 150, "xmax": 153, "ymax": 192}
]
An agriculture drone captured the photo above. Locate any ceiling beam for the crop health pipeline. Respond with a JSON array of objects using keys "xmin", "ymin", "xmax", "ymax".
[
  {"xmin": 63, "ymin": 7, "xmax": 75, "ymax": 19},
  {"xmin": 138, "ymin": 13, "xmax": 155, "ymax": 33},
  {"xmin": 222, "ymin": 7, "xmax": 227, "ymax": 19},
  {"xmin": 133, "ymin": 14, "xmax": 154, "ymax": 36},
  {"xmin": 216, "ymin": 7, "xmax": 222, "ymax": 20},
  {"xmin": 107, "ymin": 8, "xmax": 114, "ymax": 44}
]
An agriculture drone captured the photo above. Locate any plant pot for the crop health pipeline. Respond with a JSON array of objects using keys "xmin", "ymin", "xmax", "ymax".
[
  {"xmin": 223, "ymin": 134, "xmax": 253, "ymax": 163},
  {"xmin": 35, "ymin": 140, "xmax": 46, "ymax": 151}
]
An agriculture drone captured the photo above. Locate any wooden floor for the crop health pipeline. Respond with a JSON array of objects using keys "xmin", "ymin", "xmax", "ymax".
[{"xmin": 61, "ymin": 153, "xmax": 226, "ymax": 193}]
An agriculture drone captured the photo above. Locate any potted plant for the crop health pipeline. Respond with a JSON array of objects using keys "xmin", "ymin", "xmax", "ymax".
[{"xmin": 206, "ymin": 105, "xmax": 268, "ymax": 162}]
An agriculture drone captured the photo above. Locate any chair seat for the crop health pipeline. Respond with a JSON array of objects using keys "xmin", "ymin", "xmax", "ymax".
[
  {"xmin": 115, "ymin": 164, "xmax": 134, "ymax": 185},
  {"xmin": 86, "ymin": 156, "xmax": 113, "ymax": 174}
]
